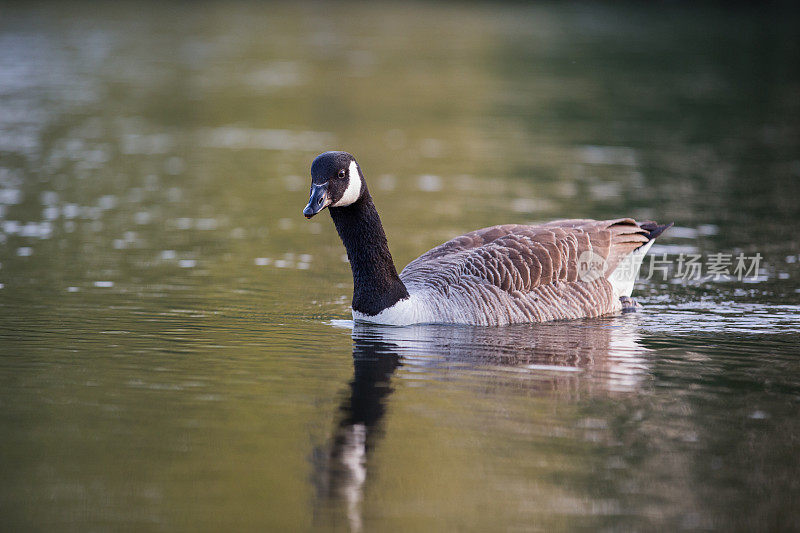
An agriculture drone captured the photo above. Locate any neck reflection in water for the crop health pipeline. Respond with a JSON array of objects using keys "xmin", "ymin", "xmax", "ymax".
[{"xmin": 313, "ymin": 316, "xmax": 649, "ymax": 530}]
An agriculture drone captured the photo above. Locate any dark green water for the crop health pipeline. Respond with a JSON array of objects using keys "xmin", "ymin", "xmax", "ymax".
[{"xmin": 1, "ymin": 2, "xmax": 799, "ymax": 531}]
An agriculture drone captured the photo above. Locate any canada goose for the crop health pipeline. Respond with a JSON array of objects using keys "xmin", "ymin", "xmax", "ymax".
[{"xmin": 303, "ymin": 151, "xmax": 671, "ymax": 326}]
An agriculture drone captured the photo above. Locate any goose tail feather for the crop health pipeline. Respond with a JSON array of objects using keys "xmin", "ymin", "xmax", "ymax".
[{"xmin": 638, "ymin": 221, "xmax": 674, "ymax": 243}]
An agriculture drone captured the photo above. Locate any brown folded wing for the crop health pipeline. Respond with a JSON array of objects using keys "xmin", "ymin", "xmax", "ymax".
[{"xmin": 399, "ymin": 218, "xmax": 655, "ymax": 325}]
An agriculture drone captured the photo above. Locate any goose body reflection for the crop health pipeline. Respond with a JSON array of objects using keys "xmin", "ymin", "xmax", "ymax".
[{"xmin": 314, "ymin": 318, "xmax": 650, "ymax": 530}]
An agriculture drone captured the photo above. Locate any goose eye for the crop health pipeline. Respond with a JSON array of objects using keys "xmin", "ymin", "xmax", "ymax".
[{"xmin": 338, "ymin": 169, "xmax": 346, "ymax": 178}]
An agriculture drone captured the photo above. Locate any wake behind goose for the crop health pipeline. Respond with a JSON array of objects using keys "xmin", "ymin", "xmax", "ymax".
[{"xmin": 303, "ymin": 151, "xmax": 671, "ymax": 326}]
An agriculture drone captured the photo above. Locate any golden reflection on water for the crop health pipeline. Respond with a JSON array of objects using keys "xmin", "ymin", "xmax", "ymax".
[{"xmin": 1, "ymin": 1, "xmax": 799, "ymax": 531}]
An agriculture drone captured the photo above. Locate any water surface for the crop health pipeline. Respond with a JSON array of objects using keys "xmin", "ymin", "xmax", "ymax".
[{"xmin": 1, "ymin": 2, "xmax": 799, "ymax": 531}]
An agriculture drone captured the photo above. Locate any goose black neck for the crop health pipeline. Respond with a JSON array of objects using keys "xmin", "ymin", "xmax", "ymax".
[{"xmin": 329, "ymin": 193, "xmax": 409, "ymax": 316}]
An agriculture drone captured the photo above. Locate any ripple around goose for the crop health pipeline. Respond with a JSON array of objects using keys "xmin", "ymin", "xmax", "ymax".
[{"xmin": 302, "ymin": 151, "xmax": 671, "ymax": 326}]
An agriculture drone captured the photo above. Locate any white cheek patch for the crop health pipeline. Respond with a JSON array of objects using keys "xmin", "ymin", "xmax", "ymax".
[{"xmin": 332, "ymin": 160, "xmax": 362, "ymax": 207}]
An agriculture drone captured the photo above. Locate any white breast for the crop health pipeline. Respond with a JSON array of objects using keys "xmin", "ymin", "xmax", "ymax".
[{"xmin": 352, "ymin": 293, "xmax": 432, "ymax": 326}]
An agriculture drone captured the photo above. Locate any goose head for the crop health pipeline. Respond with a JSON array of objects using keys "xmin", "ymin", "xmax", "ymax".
[{"xmin": 303, "ymin": 151, "xmax": 365, "ymax": 218}]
